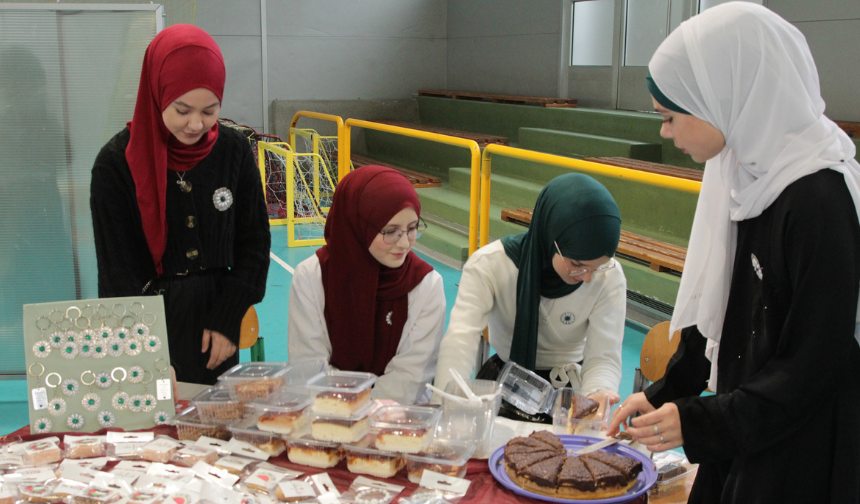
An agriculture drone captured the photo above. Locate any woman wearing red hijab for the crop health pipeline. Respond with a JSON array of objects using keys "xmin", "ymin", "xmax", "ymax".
[
  {"xmin": 288, "ymin": 166, "xmax": 445, "ymax": 404},
  {"xmin": 91, "ymin": 25, "xmax": 271, "ymax": 384}
]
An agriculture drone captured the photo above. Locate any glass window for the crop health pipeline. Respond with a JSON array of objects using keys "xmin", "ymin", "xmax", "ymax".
[
  {"xmin": 624, "ymin": 0, "xmax": 670, "ymax": 67},
  {"xmin": 571, "ymin": 0, "xmax": 615, "ymax": 66}
]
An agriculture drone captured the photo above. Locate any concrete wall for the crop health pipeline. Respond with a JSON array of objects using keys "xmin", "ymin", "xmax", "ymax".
[
  {"xmin": 447, "ymin": 0, "xmax": 564, "ymax": 97},
  {"xmin": 769, "ymin": 0, "xmax": 860, "ymax": 121}
]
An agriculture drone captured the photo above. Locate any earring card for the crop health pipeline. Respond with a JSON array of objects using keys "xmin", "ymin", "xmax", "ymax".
[{"xmin": 23, "ymin": 296, "xmax": 174, "ymax": 434}]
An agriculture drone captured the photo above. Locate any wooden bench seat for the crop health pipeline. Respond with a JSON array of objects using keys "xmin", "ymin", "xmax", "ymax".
[
  {"xmin": 418, "ymin": 89, "xmax": 577, "ymax": 108},
  {"xmin": 351, "ymin": 154, "xmax": 442, "ymax": 188},
  {"xmin": 500, "ymin": 208, "xmax": 687, "ymax": 273},
  {"xmin": 374, "ymin": 120, "xmax": 509, "ymax": 148},
  {"xmin": 836, "ymin": 121, "xmax": 860, "ymax": 138},
  {"xmin": 584, "ymin": 157, "xmax": 703, "ymax": 182}
]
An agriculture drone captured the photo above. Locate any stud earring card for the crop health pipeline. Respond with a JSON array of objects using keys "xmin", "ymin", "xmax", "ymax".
[{"xmin": 23, "ymin": 296, "xmax": 174, "ymax": 434}]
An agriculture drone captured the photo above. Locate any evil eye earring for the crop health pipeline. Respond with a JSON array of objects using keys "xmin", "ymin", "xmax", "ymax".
[
  {"xmin": 67, "ymin": 413, "xmax": 84, "ymax": 430},
  {"xmin": 128, "ymin": 366, "xmax": 144, "ymax": 384},
  {"xmin": 107, "ymin": 336, "xmax": 124, "ymax": 357},
  {"xmin": 112, "ymin": 304, "xmax": 130, "ymax": 341},
  {"xmin": 111, "ymin": 367, "xmax": 129, "ymax": 411},
  {"xmin": 77, "ymin": 314, "xmax": 95, "ymax": 357},
  {"xmin": 80, "ymin": 370, "xmax": 100, "ymax": 412},
  {"xmin": 61, "ymin": 340, "xmax": 79, "ymax": 360},
  {"xmin": 42, "ymin": 369, "xmax": 66, "ymax": 417},
  {"xmin": 125, "ymin": 339, "xmax": 141, "ymax": 356},
  {"xmin": 144, "ymin": 335, "xmax": 162, "ymax": 353},
  {"xmin": 95, "ymin": 371, "xmax": 112, "ymax": 390},
  {"xmin": 33, "ymin": 417, "xmax": 52, "ymax": 434},
  {"xmin": 62, "ymin": 378, "xmax": 80, "ymax": 397},
  {"xmin": 141, "ymin": 371, "xmax": 157, "ymax": 412},
  {"xmin": 97, "ymin": 410, "xmax": 116, "ymax": 428},
  {"xmin": 153, "ymin": 411, "xmax": 170, "ymax": 425}
]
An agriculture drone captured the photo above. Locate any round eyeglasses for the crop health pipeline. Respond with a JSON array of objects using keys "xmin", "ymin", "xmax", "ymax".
[
  {"xmin": 554, "ymin": 241, "xmax": 616, "ymax": 277},
  {"xmin": 376, "ymin": 217, "xmax": 428, "ymax": 245}
]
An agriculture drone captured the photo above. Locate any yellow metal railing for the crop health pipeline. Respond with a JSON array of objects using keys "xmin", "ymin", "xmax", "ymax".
[
  {"xmin": 342, "ymin": 119, "xmax": 484, "ymax": 255},
  {"xmin": 479, "ymin": 144, "xmax": 702, "ymax": 248},
  {"xmin": 290, "ymin": 111, "xmax": 349, "ymax": 182}
]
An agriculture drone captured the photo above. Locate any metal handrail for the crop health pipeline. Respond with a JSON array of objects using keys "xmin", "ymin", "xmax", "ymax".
[
  {"xmin": 342, "ymin": 119, "xmax": 484, "ymax": 255},
  {"xmin": 480, "ymin": 144, "xmax": 702, "ymax": 248}
]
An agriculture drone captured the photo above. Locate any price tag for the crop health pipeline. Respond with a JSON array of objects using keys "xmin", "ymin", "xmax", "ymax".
[
  {"xmin": 31, "ymin": 387, "xmax": 48, "ymax": 410},
  {"xmin": 156, "ymin": 379, "xmax": 172, "ymax": 400},
  {"xmin": 310, "ymin": 473, "xmax": 339, "ymax": 496}
]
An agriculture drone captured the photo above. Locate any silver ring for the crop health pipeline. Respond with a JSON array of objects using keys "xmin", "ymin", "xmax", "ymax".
[
  {"xmin": 75, "ymin": 316, "xmax": 90, "ymax": 330},
  {"xmin": 154, "ymin": 358, "xmax": 170, "ymax": 373},
  {"xmin": 111, "ymin": 303, "xmax": 126, "ymax": 318},
  {"xmin": 35, "ymin": 316, "xmax": 52, "ymax": 331},
  {"xmin": 653, "ymin": 424, "xmax": 659, "ymax": 435},
  {"xmin": 660, "ymin": 434, "xmax": 665, "ymax": 444},
  {"xmin": 48, "ymin": 309, "xmax": 65, "ymax": 324},
  {"xmin": 129, "ymin": 302, "xmax": 144, "ymax": 316},
  {"xmin": 81, "ymin": 305, "xmax": 95, "ymax": 318},
  {"xmin": 66, "ymin": 306, "xmax": 81, "ymax": 320},
  {"xmin": 28, "ymin": 362, "xmax": 45, "ymax": 377},
  {"xmin": 121, "ymin": 315, "xmax": 137, "ymax": 328},
  {"xmin": 142, "ymin": 312, "xmax": 157, "ymax": 326},
  {"xmin": 111, "ymin": 367, "xmax": 128, "ymax": 382},
  {"xmin": 96, "ymin": 304, "xmax": 109, "ymax": 318},
  {"xmin": 80, "ymin": 370, "xmax": 96, "ymax": 386},
  {"xmin": 45, "ymin": 373, "xmax": 62, "ymax": 388}
]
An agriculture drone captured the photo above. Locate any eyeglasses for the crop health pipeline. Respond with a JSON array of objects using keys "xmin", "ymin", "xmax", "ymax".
[
  {"xmin": 376, "ymin": 217, "xmax": 428, "ymax": 244},
  {"xmin": 554, "ymin": 241, "xmax": 616, "ymax": 277}
]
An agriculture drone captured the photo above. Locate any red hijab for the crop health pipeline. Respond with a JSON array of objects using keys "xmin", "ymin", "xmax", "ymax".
[
  {"xmin": 126, "ymin": 24, "xmax": 226, "ymax": 275},
  {"xmin": 317, "ymin": 166, "xmax": 434, "ymax": 375}
]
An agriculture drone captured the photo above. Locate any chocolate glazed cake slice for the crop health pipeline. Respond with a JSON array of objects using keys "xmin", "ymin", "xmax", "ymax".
[
  {"xmin": 581, "ymin": 457, "xmax": 628, "ymax": 490},
  {"xmin": 558, "ymin": 456, "xmax": 597, "ymax": 494},
  {"xmin": 505, "ymin": 450, "xmax": 563, "ymax": 474},
  {"xmin": 581, "ymin": 451, "xmax": 643, "ymax": 481},
  {"xmin": 520, "ymin": 454, "xmax": 567, "ymax": 495}
]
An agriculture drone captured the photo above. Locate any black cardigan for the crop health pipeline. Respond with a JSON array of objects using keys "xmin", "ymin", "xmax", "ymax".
[
  {"xmin": 646, "ymin": 169, "xmax": 860, "ymax": 503},
  {"xmin": 90, "ymin": 126, "xmax": 271, "ymax": 343}
]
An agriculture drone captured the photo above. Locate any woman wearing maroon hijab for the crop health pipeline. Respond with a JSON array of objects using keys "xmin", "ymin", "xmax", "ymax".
[
  {"xmin": 91, "ymin": 25, "xmax": 271, "ymax": 384},
  {"xmin": 288, "ymin": 166, "xmax": 445, "ymax": 404}
]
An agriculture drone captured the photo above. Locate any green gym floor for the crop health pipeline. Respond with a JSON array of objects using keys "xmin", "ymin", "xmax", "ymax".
[{"xmin": 0, "ymin": 225, "xmax": 649, "ymax": 435}]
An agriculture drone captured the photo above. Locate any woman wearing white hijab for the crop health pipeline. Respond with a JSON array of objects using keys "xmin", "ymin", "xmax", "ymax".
[{"xmin": 608, "ymin": 3, "xmax": 860, "ymax": 502}]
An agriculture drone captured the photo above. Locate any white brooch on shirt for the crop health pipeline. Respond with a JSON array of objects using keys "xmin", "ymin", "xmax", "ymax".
[
  {"xmin": 751, "ymin": 253, "xmax": 763, "ymax": 280},
  {"xmin": 385, "ymin": 311, "xmax": 393, "ymax": 326},
  {"xmin": 213, "ymin": 187, "xmax": 233, "ymax": 211},
  {"xmin": 560, "ymin": 312, "xmax": 575, "ymax": 325}
]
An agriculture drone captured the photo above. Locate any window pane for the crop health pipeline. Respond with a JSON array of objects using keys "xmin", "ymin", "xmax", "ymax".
[
  {"xmin": 700, "ymin": 0, "xmax": 763, "ymax": 12},
  {"xmin": 0, "ymin": 8, "xmax": 156, "ymax": 375},
  {"xmin": 571, "ymin": 0, "xmax": 615, "ymax": 66},
  {"xmin": 624, "ymin": 0, "xmax": 669, "ymax": 67}
]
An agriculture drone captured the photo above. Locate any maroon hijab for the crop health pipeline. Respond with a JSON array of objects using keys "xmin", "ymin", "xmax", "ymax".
[
  {"xmin": 125, "ymin": 24, "xmax": 226, "ymax": 275},
  {"xmin": 317, "ymin": 166, "xmax": 434, "ymax": 375}
]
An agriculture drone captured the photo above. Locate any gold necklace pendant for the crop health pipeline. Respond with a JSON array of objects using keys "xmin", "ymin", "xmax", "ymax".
[{"xmin": 176, "ymin": 172, "xmax": 192, "ymax": 193}]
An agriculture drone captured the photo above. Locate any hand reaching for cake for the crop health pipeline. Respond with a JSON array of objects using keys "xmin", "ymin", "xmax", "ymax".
[{"xmin": 607, "ymin": 392, "xmax": 684, "ymax": 451}]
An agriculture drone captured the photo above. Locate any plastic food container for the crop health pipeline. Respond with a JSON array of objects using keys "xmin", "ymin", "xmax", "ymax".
[
  {"xmin": 551, "ymin": 388, "xmax": 612, "ymax": 437},
  {"xmin": 283, "ymin": 359, "xmax": 328, "ymax": 394},
  {"xmin": 283, "ymin": 431, "xmax": 344, "ymax": 469},
  {"xmin": 217, "ymin": 362, "xmax": 290, "ymax": 402},
  {"xmin": 192, "ymin": 386, "xmax": 245, "ymax": 424},
  {"xmin": 253, "ymin": 390, "xmax": 311, "ymax": 435},
  {"xmin": 172, "ymin": 407, "xmax": 232, "ymax": 441},
  {"xmin": 370, "ymin": 405, "xmax": 441, "ymax": 453},
  {"xmin": 403, "ymin": 439, "xmax": 475, "ymax": 483},
  {"xmin": 497, "ymin": 361, "xmax": 555, "ymax": 415},
  {"xmin": 649, "ymin": 452, "xmax": 698, "ymax": 499},
  {"xmin": 309, "ymin": 400, "xmax": 376, "ymax": 443},
  {"xmin": 228, "ymin": 421, "xmax": 287, "ymax": 456},
  {"xmin": 342, "ymin": 433, "xmax": 404, "ymax": 478},
  {"xmin": 307, "ymin": 370, "xmax": 376, "ymax": 417},
  {"xmin": 439, "ymin": 379, "xmax": 501, "ymax": 458}
]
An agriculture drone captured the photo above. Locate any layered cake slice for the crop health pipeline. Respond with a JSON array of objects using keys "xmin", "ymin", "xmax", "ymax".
[{"xmin": 517, "ymin": 454, "xmax": 567, "ymax": 494}]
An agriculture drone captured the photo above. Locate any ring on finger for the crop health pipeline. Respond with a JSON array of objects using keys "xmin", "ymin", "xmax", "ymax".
[
  {"xmin": 653, "ymin": 424, "xmax": 659, "ymax": 435},
  {"xmin": 660, "ymin": 434, "xmax": 665, "ymax": 444}
]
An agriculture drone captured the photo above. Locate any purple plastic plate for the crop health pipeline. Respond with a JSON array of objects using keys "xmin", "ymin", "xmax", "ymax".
[{"xmin": 488, "ymin": 434, "xmax": 657, "ymax": 503}]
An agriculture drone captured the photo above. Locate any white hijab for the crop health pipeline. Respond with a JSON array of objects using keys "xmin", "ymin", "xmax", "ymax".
[{"xmin": 651, "ymin": 2, "xmax": 860, "ymax": 390}]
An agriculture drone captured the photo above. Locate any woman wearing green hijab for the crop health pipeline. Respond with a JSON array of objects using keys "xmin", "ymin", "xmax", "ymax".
[{"xmin": 433, "ymin": 173, "xmax": 625, "ymax": 417}]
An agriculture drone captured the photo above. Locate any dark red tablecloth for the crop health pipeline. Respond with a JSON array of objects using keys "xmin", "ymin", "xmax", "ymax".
[{"xmin": 1, "ymin": 425, "xmax": 647, "ymax": 504}]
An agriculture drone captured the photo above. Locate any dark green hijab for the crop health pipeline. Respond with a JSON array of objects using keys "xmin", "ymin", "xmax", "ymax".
[{"xmin": 501, "ymin": 173, "xmax": 621, "ymax": 370}]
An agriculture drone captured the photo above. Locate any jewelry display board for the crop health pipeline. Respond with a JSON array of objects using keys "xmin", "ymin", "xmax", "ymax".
[{"xmin": 23, "ymin": 296, "xmax": 174, "ymax": 434}]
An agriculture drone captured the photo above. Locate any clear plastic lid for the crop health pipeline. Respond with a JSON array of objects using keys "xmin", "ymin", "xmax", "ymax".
[
  {"xmin": 172, "ymin": 407, "xmax": 226, "ymax": 427},
  {"xmin": 252, "ymin": 390, "xmax": 311, "ymax": 414},
  {"xmin": 192, "ymin": 386, "xmax": 241, "ymax": 405},
  {"xmin": 282, "ymin": 430, "xmax": 340, "ymax": 450},
  {"xmin": 309, "ymin": 400, "xmax": 377, "ymax": 423},
  {"xmin": 402, "ymin": 439, "xmax": 475, "ymax": 466},
  {"xmin": 307, "ymin": 370, "xmax": 377, "ymax": 396},
  {"xmin": 370, "ymin": 405, "xmax": 441, "ymax": 433},
  {"xmin": 284, "ymin": 359, "xmax": 328, "ymax": 388},
  {"xmin": 218, "ymin": 362, "xmax": 290, "ymax": 382},
  {"xmin": 496, "ymin": 360, "xmax": 556, "ymax": 415},
  {"xmin": 551, "ymin": 388, "xmax": 611, "ymax": 437},
  {"xmin": 341, "ymin": 433, "xmax": 398, "ymax": 459}
]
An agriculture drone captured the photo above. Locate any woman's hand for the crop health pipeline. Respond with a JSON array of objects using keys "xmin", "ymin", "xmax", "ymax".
[
  {"xmin": 170, "ymin": 365, "xmax": 179, "ymax": 399},
  {"xmin": 607, "ymin": 392, "xmax": 683, "ymax": 451},
  {"xmin": 202, "ymin": 329, "xmax": 236, "ymax": 370}
]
